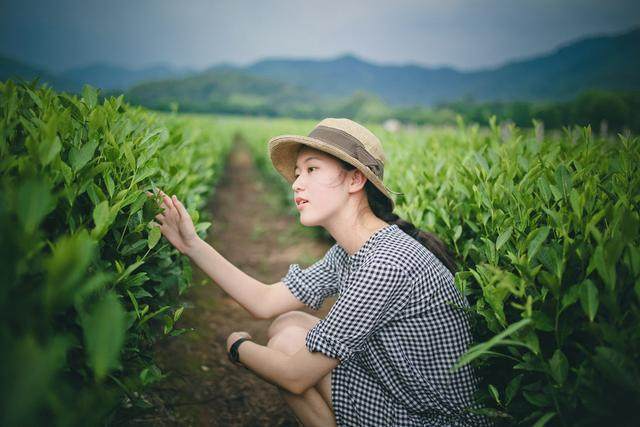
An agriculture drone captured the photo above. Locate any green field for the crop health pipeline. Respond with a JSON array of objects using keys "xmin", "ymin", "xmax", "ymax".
[{"xmin": 2, "ymin": 81, "xmax": 639, "ymax": 426}]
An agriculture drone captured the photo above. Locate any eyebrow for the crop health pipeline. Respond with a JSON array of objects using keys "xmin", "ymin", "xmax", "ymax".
[{"xmin": 294, "ymin": 156, "xmax": 322, "ymax": 171}]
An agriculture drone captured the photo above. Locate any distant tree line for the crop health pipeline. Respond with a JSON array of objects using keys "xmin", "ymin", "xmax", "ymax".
[
  {"xmin": 394, "ymin": 90, "xmax": 640, "ymax": 134},
  {"xmin": 116, "ymin": 84, "xmax": 640, "ymax": 134}
]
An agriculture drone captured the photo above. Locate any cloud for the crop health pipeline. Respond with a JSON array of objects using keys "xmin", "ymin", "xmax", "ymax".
[{"xmin": 1, "ymin": 0, "xmax": 638, "ymax": 72}]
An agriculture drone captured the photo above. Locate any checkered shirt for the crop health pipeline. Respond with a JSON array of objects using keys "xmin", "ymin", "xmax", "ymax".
[{"xmin": 281, "ymin": 224, "xmax": 493, "ymax": 426}]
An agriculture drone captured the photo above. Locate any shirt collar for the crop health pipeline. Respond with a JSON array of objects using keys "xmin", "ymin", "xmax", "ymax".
[{"xmin": 340, "ymin": 223, "xmax": 398, "ymax": 268}]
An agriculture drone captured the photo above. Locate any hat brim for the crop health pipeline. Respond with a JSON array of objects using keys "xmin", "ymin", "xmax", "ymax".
[{"xmin": 268, "ymin": 134, "xmax": 396, "ymax": 209}]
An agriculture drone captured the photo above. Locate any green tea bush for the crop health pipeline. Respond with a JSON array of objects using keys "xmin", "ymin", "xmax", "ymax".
[
  {"xmin": 379, "ymin": 118, "xmax": 640, "ymax": 426},
  {"xmin": 212, "ymin": 114, "xmax": 639, "ymax": 425},
  {"xmin": 0, "ymin": 81, "xmax": 233, "ymax": 426}
]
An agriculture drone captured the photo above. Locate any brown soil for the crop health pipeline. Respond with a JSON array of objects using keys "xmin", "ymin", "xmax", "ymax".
[{"xmin": 116, "ymin": 138, "xmax": 337, "ymax": 426}]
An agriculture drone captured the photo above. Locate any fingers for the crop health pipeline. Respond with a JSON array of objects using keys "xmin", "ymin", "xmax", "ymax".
[
  {"xmin": 146, "ymin": 189, "xmax": 165, "ymax": 209},
  {"xmin": 169, "ymin": 195, "xmax": 181, "ymax": 220},
  {"xmin": 171, "ymin": 195, "xmax": 188, "ymax": 220},
  {"xmin": 159, "ymin": 191, "xmax": 175, "ymax": 212},
  {"xmin": 145, "ymin": 189, "xmax": 190, "ymax": 225},
  {"xmin": 145, "ymin": 188, "xmax": 176, "ymax": 214}
]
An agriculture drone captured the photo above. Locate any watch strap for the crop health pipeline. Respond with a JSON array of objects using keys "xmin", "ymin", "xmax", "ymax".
[{"xmin": 228, "ymin": 337, "xmax": 251, "ymax": 365}]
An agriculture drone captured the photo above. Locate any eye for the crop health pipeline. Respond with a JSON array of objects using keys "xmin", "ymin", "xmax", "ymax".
[{"xmin": 293, "ymin": 167, "xmax": 316, "ymax": 179}]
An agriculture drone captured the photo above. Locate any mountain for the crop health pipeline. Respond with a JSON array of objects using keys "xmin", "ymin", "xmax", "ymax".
[
  {"xmin": 59, "ymin": 63, "xmax": 196, "ymax": 90},
  {"xmin": 460, "ymin": 26, "xmax": 640, "ymax": 103},
  {"xmin": 124, "ymin": 67, "xmax": 336, "ymax": 116},
  {"xmin": 0, "ymin": 57, "xmax": 196, "ymax": 92},
  {"xmin": 244, "ymin": 53, "xmax": 463, "ymax": 106},
  {"xmin": 0, "ymin": 56, "xmax": 81, "ymax": 92},
  {"xmin": 243, "ymin": 27, "xmax": 640, "ymax": 106},
  {"xmin": 2, "ymin": 26, "xmax": 638, "ymax": 108}
]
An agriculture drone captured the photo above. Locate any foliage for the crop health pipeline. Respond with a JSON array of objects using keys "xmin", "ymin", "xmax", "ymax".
[
  {"xmin": 238, "ymin": 113, "xmax": 640, "ymax": 425},
  {"xmin": 3, "ymin": 75, "xmax": 638, "ymax": 426},
  {"xmin": 437, "ymin": 90, "xmax": 640, "ymax": 134},
  {"xmin": 0, "ymin": 80, "xmax": 234, "ymax": 426},
  {"xmin": 377, "ymin": 118, "xmax": 640, "ymax": 426}
]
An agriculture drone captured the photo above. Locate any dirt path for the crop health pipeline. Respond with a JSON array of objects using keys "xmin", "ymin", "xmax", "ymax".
[{"xmin": 117, "ymin": 137, "xmax": 336, "ymax": 426}]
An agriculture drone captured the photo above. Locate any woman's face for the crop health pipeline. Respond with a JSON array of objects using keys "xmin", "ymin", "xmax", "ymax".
[{"xmin": 292, "ymin": 147, "xmax": 350, "ymax": 227}]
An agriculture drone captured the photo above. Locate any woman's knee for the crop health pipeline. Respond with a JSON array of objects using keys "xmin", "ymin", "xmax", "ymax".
[
  {"xmin": 268, "ymin": 326, "xmax": 335, "ymax": 411},
  {"xmin": 267, "ymin": 325, "xmax": 308, "ymax": 355},
  {"xmin": 267, "ymin": 310, "xmax": 321, "ymax": 340}
]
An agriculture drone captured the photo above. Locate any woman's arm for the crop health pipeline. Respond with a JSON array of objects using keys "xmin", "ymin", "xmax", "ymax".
[
  {"xmin": 230, "ymin": 337, "xmax": 339, "ymax": 395},
  {"xmin": 185, "ymin": 238, "xmax": 271, "ymax": 319}
]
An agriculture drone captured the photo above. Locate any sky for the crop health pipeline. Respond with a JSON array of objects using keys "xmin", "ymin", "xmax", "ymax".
[{"xmin": 1, "ymin": 0, "xmax": 639, "ymax": 73}]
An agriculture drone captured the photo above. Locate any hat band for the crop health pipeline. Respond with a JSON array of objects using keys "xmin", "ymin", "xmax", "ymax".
[{"xmin": 308, "ymin": 125, "xmax": 385, "ymax": 179}]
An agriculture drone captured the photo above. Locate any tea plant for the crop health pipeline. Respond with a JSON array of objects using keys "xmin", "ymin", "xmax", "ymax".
[
  {"xmin": 381, "ymin": 118, "xmax": 640, "ymax": 426},
  {"xmin": 239, "ymin": 115, "xmax": 639, "ymax": 426},
  {"xmin": 0, "ymin": 81, "xmax": 234, "ymax": 426}
]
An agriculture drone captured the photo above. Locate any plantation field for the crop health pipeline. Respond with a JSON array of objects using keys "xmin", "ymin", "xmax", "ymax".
[
  {"xmin": 1, "ymin": 81, "xmax": 638, "ymax": 426},
  {"xmin": 192, "ymin": 112, "xmax": 640, "ymax": 426}
]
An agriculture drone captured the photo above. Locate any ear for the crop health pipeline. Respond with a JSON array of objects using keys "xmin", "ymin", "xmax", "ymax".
[{"xmin": 348, "ymin": 169, "xmax": 368, "ymax": 192}]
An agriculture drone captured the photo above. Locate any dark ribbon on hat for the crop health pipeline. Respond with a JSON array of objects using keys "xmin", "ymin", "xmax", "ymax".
[{"xmin": 308, "ymin": 125, "xmax": 385, "ymax": 179}]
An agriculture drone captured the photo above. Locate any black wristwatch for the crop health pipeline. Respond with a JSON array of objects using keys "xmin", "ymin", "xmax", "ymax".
[{"xmin": 228, "ymin": 337, "xmax": 252, "ymax": 365}]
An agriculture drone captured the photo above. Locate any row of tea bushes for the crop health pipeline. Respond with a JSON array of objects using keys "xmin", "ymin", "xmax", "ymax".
[
  {"xmin": 226, "ymin": 116, "xmax": 314, "ymax": 211},
  {"xmin": 0, "ymin": 81, "xmax": 234, "ymax": 426},
  {"xmin": 377, "ymin": 118, "xmax": 639, "ymax": 426},
  {"xmin": 230, "ymin": 113, "xmax": 639, "ymax": 425},
  {"xmin": 216, "ymin": 115, "xmax": 333, "ymax": 241}
]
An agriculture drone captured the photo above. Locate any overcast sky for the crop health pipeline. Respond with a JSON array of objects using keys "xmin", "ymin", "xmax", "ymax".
[{"xmin": 1, "ymin": 0, "xmax": 639, "ymax": 73}]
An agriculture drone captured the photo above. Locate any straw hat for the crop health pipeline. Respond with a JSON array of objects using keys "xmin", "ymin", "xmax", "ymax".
[{"xmin": 268, "ymin": 118, "xmax": 402, "ymax": 209}]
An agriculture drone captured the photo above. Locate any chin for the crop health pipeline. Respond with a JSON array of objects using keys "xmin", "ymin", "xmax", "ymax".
[
  {"xmin": 299, "ymin": 215, "xmax": 317, "ymax": 227},
  {"xmin": 298, "ymin": 210, "xmax": 324, "ymax": 227}
]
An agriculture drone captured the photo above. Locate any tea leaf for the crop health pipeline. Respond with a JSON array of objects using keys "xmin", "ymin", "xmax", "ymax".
[
  {"xmin": 92, "ymin": 200, "xmax": 110, "ymax": 232},
  {"xmin": 532, "ymin": 412, "xmax": 556, "ymax": 427},
  {"xmin": 527, "ymin": 226, "xmax": 550, "ymax": 262},
  {"xmin": 69, "ymin": 140, "xmax": 98, "ymax": 172},
  {"xmin": 451, "ymin": 318, "xmax": 532, "ymax": 372},
  {"xmin": 17, "ymin": 178, "xmax": 55, "ymax": 234},
  {"xmin": 82, "ymin": 292, "xmax": 126, "ymax": 382},
  {"xmin": 488, "ymin": 384, "xmax": 501, "ymax": 405},
  {"xmin": 82, "ymin": 84, "xmax": 98, "ymax": 108},
  {"xmin": 579, "ymin": 279, "xmax": 599, "ymax": 322},
  {"xmin": 523, "ymin": 390, "xmax": 551, "ymax": 407},
  {"xmin": 505, "ymin": 374, "xmax": 524, "ymax": 405},
  {"xmin": 147, "ymin": 226, "xmax": 161, "ymax": 250},
  {"xmin": 116, "ymin": 260, "xmax": 145, "ymax": 284},
  {"xmin": 496, "ymin": 226, "xmax": 513, "ymax": 251},
  {"xmin": 174, "ymin": 306, "xmax": 184, "ymax": 323},
  {"xmin": 549, "ymin": 349, "xmax": 569, "ymax": 385},
  {"xmin": 44, "ymin": 230, "xmax": 97, "ymax": 308}
]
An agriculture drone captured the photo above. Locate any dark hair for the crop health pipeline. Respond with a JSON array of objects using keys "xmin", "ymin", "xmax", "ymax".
[{"xmin": 337, "ymin": 159, "xmax": 460, "ymax": 276}]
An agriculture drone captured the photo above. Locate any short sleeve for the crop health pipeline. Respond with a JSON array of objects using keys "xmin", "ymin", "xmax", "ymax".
[
  {"xmin": 281, "ymin": 243, "xmax": 341, "ymax": 310},
  {"xmin": 305, "ymin": 261, "xmax": 414, "ymax": 364}
]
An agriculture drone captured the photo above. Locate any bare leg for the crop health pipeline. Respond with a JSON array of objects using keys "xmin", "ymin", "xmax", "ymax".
[
  {"xmin": 267, "ymin": 325, "xmax": 336, "ymax": 427},
  {"xmin": 267, "ymin": 311, "xmax": 333, "ymax": 411},
  {"xmin": 266, "ymin": 310, "xmax": 324, "ymax": 340}
]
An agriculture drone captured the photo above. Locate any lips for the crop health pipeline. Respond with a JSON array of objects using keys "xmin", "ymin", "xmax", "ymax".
[{"xmin": 294, "ymin": 197, "xmax": 309, "ymax": 206}]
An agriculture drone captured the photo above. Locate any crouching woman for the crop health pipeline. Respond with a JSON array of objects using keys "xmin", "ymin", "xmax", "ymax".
[{"xmin": 149, "ymin": 118, "xmax": 493, "ymax": 426}]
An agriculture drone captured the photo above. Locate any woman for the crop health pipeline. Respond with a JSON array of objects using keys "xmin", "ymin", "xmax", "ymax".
[{"xmin": 149, "ymin": 118, "xmax": 492, "ymax": 426}]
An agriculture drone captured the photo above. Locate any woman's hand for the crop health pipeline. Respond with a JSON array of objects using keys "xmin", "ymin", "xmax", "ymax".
[
  {"xmin": 146, "ymin": 189, "xmax": 200, "ymax": 255},
  {"xmin": 226, "ymin": 331, "xmax": 253, "ymax": 354}
]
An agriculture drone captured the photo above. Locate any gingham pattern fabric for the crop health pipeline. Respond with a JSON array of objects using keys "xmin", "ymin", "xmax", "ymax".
[{"xmin": 281, "ymin": 224, "xmax": 493, "ymax": 426}]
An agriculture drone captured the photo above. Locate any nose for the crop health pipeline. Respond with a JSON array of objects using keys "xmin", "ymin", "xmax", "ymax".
[{"xmin": 291, "ymin": 174, "xmax": 303, "ymax": 191}]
